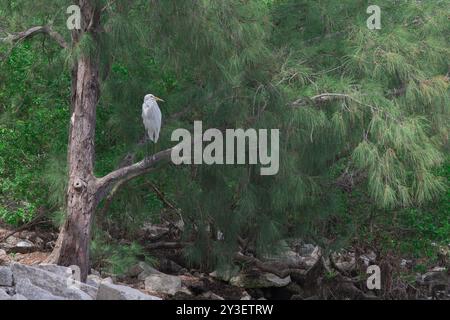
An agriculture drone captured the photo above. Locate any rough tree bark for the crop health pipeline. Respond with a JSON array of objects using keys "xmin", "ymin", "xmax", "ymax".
[
  {"xmin": 43, "ymin": 0, "xmax": 101, "ymax": 282},
  {"xmin": 4, "ymin": 0, "xmax": 179, "ymax": 282}
]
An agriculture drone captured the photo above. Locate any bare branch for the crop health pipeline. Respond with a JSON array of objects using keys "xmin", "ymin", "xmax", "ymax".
[
  {"xmin": 1, "ymin": 25, "xmax": 68, "ymax": 49},
  {"xmin": 96, "ymin": 146, "xmax": 177, "ymax": 198},
  {"xmin": 291, "ymin": 92, "xmax": 400, "ymax": 122},
  {"xmin": 291, "ymin": 93, "xmax": 353, "ymax": 107}
]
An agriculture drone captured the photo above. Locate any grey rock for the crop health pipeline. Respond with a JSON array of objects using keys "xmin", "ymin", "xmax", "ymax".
[
  {"xmin": 90, "ymin": 269, "xmax": 101, "ymax": 277},
  {"xmin": 230, "ymin": 272, "xmax": 291, "ymax": 288},
  {"xmin": 87, "ymin": 274, "xmax": 102, "ymax": 287},
  {"xmin": 144, "ymin": 272, "xmax": 182, "ymax": 295},
  {"xmin": 135, "ymin": 262, "xmax": 161, "ymax": 281},
  {"xmin": 209, "ymin": 266, "xmax": 240, "ymax": 282},
  {"xmin": 0, "ymin": 266, "xmax": 13, "ymax": 286},
  {"xmin": 128, "ymin": 261, "xmax": 155, "ymax": 278},
  {"xmin": 11, "ymin": 240, "xmax": 36, "ymax": 254},
  {"xmin": 11, "ymin": 294, "xmax": 28, "ymax": 300},
  {"xmin": 0, "ymin": 249, "xmax": 11, "ymax": 265},
  {"xmin": 101, "ymin": 277, "xmax": 114, "ymax": 284},
  {"xmin": 421, "ymin": 268, "xmax": 448, "ymax": 284},
  {"xmin": 0, "ymin": 288, "xmax": 11, "ymax": 300},
  {"xmin": 200, "ymin": 291, "xmax": 225, "ymax": 300},
  {"xmin": 15, "ymin": 279, "xmax": 65, "ymax": 300},
  {"xmin": 36, "ymin": 264, "xmax": 73, "ymax": 278},
  {"xmin": 240, "ymin": 291, "xmax": 252, "ymax": 300},
  {"xmin": 159, "ymin": 258, "xmax": 184, "ymax": 274},
  {"xmin": 96, "ymin": 282, "xmax": 161, "ymax": 300},
  {"xmin": 265, "ymin": 250, "xmax": 305, "ymax": 267},
  {"xmin": 360, "ymin": 251, "xmax": 377, "ymax": 266},
  {"xmin": 11, "ymin": 263, "xmax": 95, "ymax": 300},
  {"xmin": 299, "ymin": 244, "xmax": 316, "ymax": 256},
  {"xmin": 0, "ymin": 286, "xmax": 14, "ymax": 295}
]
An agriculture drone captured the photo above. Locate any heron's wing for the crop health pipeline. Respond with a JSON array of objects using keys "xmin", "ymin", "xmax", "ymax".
[{"xmin": 142, "ymin": 100, "xmax": 162, "ymax": 142}]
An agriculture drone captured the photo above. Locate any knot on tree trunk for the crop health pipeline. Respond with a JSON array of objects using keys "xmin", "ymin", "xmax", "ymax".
[{"xmin": 73, "ymin": 178, "xmax": 86, "ymax": 191}]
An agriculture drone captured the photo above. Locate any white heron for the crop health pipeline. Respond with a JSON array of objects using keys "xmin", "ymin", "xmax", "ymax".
[{"xmin": 142, "ymin": 94, "xmax": 164, "ymax": 155}]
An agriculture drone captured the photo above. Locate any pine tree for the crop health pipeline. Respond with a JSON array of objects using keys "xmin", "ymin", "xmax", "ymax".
[{"xmin": 1, "ymin": 0, "xmax": 448, "ymax": 278}]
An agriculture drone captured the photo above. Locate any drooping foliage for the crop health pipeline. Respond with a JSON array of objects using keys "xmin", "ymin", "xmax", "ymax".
[{"xmin": 1, "ymin": 0, "xmax": 448, "ymax": 271}]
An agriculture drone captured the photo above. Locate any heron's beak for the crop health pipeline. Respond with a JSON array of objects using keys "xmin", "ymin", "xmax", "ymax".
[{"xmin": 155, "ymin": 96, "xmax": 165, "ymax": 102}]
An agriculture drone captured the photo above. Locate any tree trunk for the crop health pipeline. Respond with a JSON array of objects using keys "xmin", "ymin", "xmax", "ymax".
[
  {"xmin": 47, "ymin": 56, "xmax": 100, "ymax": 281},
  {"xmin": 41, "ymin": 0, "xmax": 101, "ymax": 282},
  {"xmin": 44, "ymin": 0, "xmax": 174, "ymax": 282}
]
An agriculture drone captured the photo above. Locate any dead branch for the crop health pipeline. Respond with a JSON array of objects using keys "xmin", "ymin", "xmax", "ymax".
[
  {"xmin": 0, "ymin": 25, "xmax": 68, "ymax": 49},
  {"xmin": 96, "ymin": 146, "xmax": 176, "ymax": 200}
]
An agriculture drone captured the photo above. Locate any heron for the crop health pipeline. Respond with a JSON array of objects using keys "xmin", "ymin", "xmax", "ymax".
[{"xmin": 142, "ymin": 93, "xmax": 164, "ymax": 158}]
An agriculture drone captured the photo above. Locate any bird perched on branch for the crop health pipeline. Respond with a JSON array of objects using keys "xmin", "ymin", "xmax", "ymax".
[{"xmin": 142, "ymin": 94, "xmax": 164, "ymax": 156}]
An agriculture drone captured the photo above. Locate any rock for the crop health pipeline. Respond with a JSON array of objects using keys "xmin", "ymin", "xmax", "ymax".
[
  {"xmin": 10, "ymin": 240, "xmax": 36, "ymax": 254},
  {"xmin": 181, "ymin": 275, "xmax": 207, "ymax": 295},
  {"xmin": 230, "ymin": 272, "xmax": 291, "ymax": 288},
  {"xmin": 90, "ymin": 268, "xmax": 101, "ymax": 277},
  {"xmin": 0, "ymin": 249, "xmax": 11, "ymax": 265},
  {"xmin": 11, "ymin": 294, "xmax": 28, "ymax": 300},
  {"xmin": 127, "ymin": 261, "xmax": 160, "ymax": 280},
  {"xmin": 0, "ymin": 286, "xmax": 14, "ymax": 295},
  {"xmin": 400, "ymin": 259, "xmax": 412, "ymax": 268},
  {"xmin": 11, "ymin": 263, "xmax": 95, "ymax": 300},
  {"xmin": 298, "ymin": 244, "xmax": 316, "ymax": 256},
  {"xmin": 36, "ymin": 264, "xmax": 73, "ymax": 278},
  {"xmin": 96, "ymin": 282, "xmax": 161, "ymax": 300},
  {"xmin": 240, "ymin": 291, "xmax": 252, "ymax": 300},
  {"xmin": 360, "ymin": 251, "xmax": 377, "ymax": 266},
  {"xmin": 331, "ymin": 251, "xmax": 356, "ymax": 273},
  {"xmin": 209, "ymin": 266, "xmax": 239, "ymax": 282},
  {"xmin": 87, "ymin": 274, "xmax": 102, "ymax": 287},
  {"xmin": 159, "ymin": 258, "xmax": 185, "ymax": 274},
  {"xmin": 421, "ymin": 268, "xmax": 448, "ymax": 283},
  {"xmin": 15, "ymin": 279, "xmax": 65, "ymax": 300},
  {"xmin": 200, "ymin": 291, "xmax": 225, "ymax": 300},
  {"xmin": 87, "ymin": 275, "xmax": 113, "ymax": 288},
  {"xmin": 102, "ymin": 277, "xmax": 114, "ymax": 284},
  {"xmin": 0, "ymin": 288, "xmax": 11, "ymax": 300},
  {"xmin": 265, "ymin": 250, "xmax": 305, "ymax": 267},
  {"xmin": 128, "ymin": 261, "xmax": 155, "ymax": 278},
  {"xmin": 0, "ymin": 266, "xmax": 13, "ymax": 286},
  {"xmin": 144, "ymin": 272, "xmax": 182, "ymax": 295}
]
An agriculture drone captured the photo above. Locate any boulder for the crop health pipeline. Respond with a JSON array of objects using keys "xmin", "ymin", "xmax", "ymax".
[
  {"xmin": 209, "ymin": 266, "xmax": 239, "ymax": 282},
  {"xmin": 230, "ymin": 272, "xmax": 291, "ymax": 288},
  {"xmin": 144, "ymin": 272, "xmax": 182, "ymax": 295},
  {"xmin": 0, "ymin": 288, "xmax": 11, "ymax": 300},
  {"xmin": 36, "ymin": 264, "xmax": 73, "ymax": 278},
  {"xmin": 0, "ymin": 266, "xmax": 13, "ymax": 286},
  {"xmin": 96, "ymin": 282, "xmax": 161, "ymax": 300},
  {"xmin": 11, "ymin": 263, "xmax": 95, "ymax": 300},
  {"xmin": 127, "ymin": 261, "xmax": 162, "ymax": 280},
  {"xmin": 10, "ymin": 240, "xmax": 36, "ymax": 254},
  {"xmin": 87, "ymin": 274, "xmax": 102, "ymax": 287},
  {"xmin": 159, "ymin": 258, "xmax": 185, "ymax": 274},
  {"xmin": 15, "ymin": 278, "xmax": 65, "ymax": 300}
]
